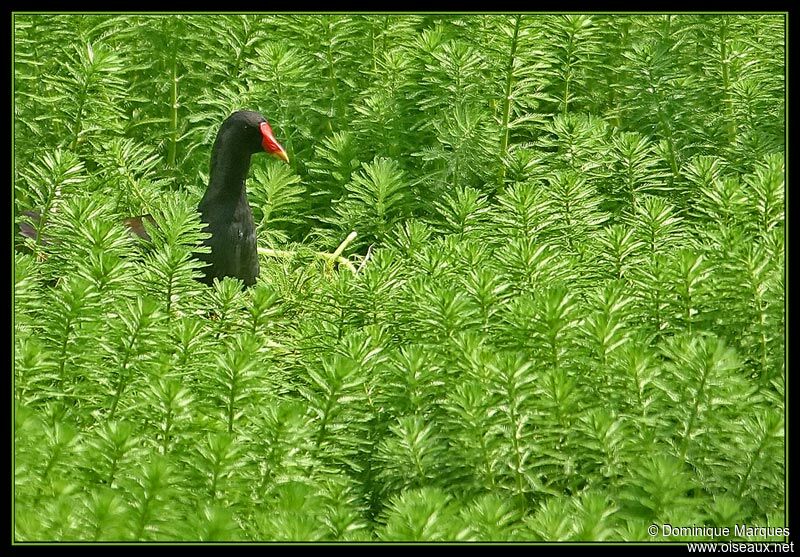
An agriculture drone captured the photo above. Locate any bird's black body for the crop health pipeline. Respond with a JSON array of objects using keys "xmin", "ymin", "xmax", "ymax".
[{"xmin": 196, "ymin": 111, "xmax": 267, "ymax": 287}]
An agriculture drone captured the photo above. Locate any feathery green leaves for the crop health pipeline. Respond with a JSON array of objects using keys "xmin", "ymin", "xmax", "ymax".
[{"xmin": 14, "ymin": 14, "xmax": 784, "ymax": 542}]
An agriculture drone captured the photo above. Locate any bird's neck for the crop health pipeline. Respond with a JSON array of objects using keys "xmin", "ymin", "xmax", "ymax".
[{"xmin": 199, "ymin": 141, "xmax": 253, "ymax": 210}]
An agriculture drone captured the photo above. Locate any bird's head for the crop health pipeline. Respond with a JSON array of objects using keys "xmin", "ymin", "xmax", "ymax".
[{"xmin": 224, "ymin": 110, "xmax": 290, "ymax": 163}]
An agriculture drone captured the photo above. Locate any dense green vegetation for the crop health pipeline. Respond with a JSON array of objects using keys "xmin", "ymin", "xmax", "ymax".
[{"xmin": 13, "ymin": 14, "xmax": 785, "ymax": 541}]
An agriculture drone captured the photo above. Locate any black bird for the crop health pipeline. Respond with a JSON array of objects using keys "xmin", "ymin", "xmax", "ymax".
[
  {"xmin": 196, "ymin": 110, "xmax": 289, "ymax": 286},
  {"xmin": 18, "ymin": 110, "xmax": 290, "ymax": 287}
]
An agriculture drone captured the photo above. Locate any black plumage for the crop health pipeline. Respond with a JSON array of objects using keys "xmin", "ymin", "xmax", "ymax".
[{"xmin": 196, "ymin": 110, "xmax": 288, "ymax": 286}]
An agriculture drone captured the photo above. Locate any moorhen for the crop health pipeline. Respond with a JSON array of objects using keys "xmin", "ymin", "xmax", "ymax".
[
  {"xmin": 196, "ymin": 110, "xmax": 289, "ymax": 286},
  {"xmin": 18, "ymin": 110, "xmax": 290, "ymax": 287}
]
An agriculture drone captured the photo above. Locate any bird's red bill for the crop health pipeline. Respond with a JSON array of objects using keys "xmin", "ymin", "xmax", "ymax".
[{"xmin": 259, "ymin": 121, "xmax": 289, "ymax": 163}]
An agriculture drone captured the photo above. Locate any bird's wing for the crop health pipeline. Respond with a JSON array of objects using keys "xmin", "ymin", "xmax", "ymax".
[{"xmin": 228, "ymin": 218, "xmax": 260, "ymax": 286}]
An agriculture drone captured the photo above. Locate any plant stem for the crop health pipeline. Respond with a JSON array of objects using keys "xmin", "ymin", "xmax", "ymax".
[
  {"xmin": 69, "ymin": 73, "xmax": 91, "ymax": 151},
  {"xmin": 679, "ymin": 352, "xmax": 709, "ymax": 462},
  {"xmin": 326, "ymin": 20, "xmax": 338, "ymax": 133},
  {"xmin": 168, "ymin": 53, "xmax": 178, "ymax": 169},
  {"xmin": 718, "ymin": 17, "xmax": 737, "ymax": 144},
  {"xmin": 498, "ymin": 15, "xmax": 522, "ymax": 189}
]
